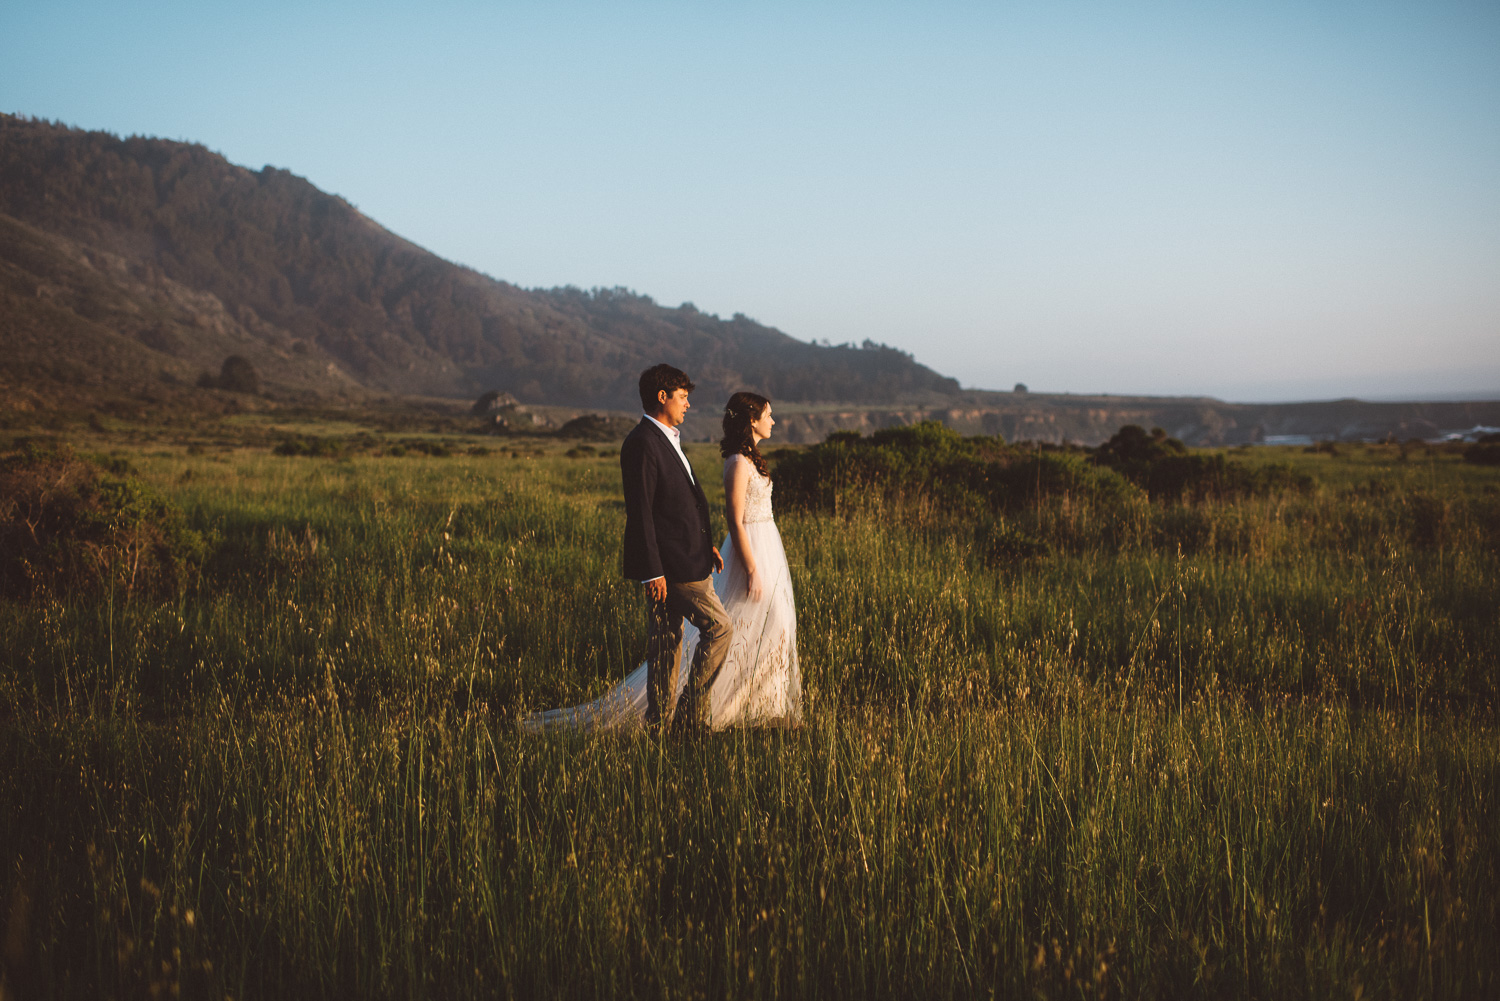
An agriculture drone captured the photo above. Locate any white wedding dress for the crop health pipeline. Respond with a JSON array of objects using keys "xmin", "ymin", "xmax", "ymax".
[{"xmin": 524, "ymin": 458, "xmax": 801, "ymax": 731}]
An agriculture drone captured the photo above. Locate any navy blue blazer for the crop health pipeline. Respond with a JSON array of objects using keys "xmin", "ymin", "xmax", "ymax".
[{"xmin": 620, "ymin": 418, "xmax": 715, "ymax": 583}]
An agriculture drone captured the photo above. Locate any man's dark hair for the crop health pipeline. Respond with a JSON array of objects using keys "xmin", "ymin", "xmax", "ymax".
[{"xmin": 638, "ymin": 364, "xmax": 695, "ymax": 411}]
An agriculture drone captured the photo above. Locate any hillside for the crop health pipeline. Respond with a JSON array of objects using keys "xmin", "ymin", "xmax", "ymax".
[
  {"xmin": 4, "ymin": 114, "xmax": 1496, "ymax": 444},
  {"xmin": 0, "ymin": 114, "xmax": 959, "ymax": 410}
]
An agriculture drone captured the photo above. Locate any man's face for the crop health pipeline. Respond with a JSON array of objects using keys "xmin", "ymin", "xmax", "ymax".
[{"xmin": 656, "ymin": 387, "xmax": 691, "ymax": 427}]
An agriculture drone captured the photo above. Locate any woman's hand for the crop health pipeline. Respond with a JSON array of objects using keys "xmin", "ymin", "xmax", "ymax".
[{"xmin": 745, "ymin": 565, "xmax": 763, "ymax": 602}]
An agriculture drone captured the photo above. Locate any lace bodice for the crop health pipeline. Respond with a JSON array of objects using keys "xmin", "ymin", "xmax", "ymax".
[
  {"xmin": 744, "ymin": 469, "xmax": 774, "ymax": 523},
  {"xmin": 731, "ymin": 455, "xmax": 775, "ymax": 524}
]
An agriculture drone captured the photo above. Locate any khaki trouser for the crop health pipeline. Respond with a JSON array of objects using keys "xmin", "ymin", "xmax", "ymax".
[{"xmin": 645, "ymin": 577, "xmax": 733, "ymax": 732}]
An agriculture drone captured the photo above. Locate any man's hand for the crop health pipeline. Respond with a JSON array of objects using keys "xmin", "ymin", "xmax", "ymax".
[
  {"xmin": 645, "ymin": 577, "xmax": 667, "ymax": 602},
  {"xmin": 712, "ymin": 547, "xmax": 724, "ymax": 574}
]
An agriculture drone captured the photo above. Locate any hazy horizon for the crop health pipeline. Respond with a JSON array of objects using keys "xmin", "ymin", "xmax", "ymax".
[{"xmin": 3, "ymin": 0, "xmax": 1497, "ymax": 402}]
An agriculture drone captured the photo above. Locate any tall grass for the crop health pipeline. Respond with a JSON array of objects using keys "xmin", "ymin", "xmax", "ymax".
[{"xmin": 1, "ymin": 437, "xmax": 1497, "ymax": 998}]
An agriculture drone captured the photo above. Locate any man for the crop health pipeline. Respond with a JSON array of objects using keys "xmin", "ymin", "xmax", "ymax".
[{"xmin": 620, "ymin": 363, "xmax": 733, "ymax": 732}]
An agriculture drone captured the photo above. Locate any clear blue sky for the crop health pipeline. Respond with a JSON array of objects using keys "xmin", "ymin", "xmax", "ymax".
[{"xmin": 4, "ymin": 0, "xmax": 1498, "ymax": 401}]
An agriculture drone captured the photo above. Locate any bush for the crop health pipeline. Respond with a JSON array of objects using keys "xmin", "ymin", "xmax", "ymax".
[
  {"xmin": 199, "ymin": 355, "xmax": 262, "ymax": 394},
  {"xmin": 218, "ymin": 355, "xmax": 261, "ymax": 394},
  {"xmin": 400, "ymin": 439, "xmax": 452, "ymax": 457},
  {"xmin": 773, "ymin": 422, "xmax": 1312, "ymax": 523},
  {"xmin": 556, "ymin": 415, "xmax": 638, "ymax": 441},
  {"xmin": 1464, "ymin": 443, "xmax": 1500, "ymax": 466},
  {"xmin": 273, "ymin": 436, "xmax": 344, "ymax": 457},
  {"xmin": 0, "ymin": 441, "xmax": 207, "ymax": 598},
  {"xmin": 1093, "ymin": 425, "xmax": 1313, "ymax": 502},
  {"xmin": 773, "ymin": 421, "xmax": 1139, "ymax": 516}
]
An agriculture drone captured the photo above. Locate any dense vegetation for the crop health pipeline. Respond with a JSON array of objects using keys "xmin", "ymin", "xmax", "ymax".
[
  {"xmin": 0, "ymin": 440, "xmax": 206, "ymax": 598},
  {"xmin": 0, "ymin": 114, "xmax": 959, "ymax": 407},
  {"xmin": 1090, "ymin": 424, "xmax": 1314, "ymax": 501},
  {"xmin": 772, "ymin": 421, "xmax": 1312, "ymax": 520},
  {"xmin": 1, "ymin": 415, "xmax": 1497, "ymax": 998}
]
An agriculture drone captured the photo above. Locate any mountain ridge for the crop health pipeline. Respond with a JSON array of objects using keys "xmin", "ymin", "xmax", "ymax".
[
  {"xmin": 0, "ymin": 114, "xmax": 959, "ymax": 410},
  {"xmin": 4, "ymin": 114, "xmax": 1498, "ymax": 445}
]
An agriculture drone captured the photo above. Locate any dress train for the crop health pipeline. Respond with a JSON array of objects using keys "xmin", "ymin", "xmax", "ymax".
[{"xmin": 523, "ymin": 474, "xmax": 800, "ymax": 730}]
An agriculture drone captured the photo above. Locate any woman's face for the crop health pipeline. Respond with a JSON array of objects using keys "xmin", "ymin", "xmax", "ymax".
[{"xmin": 751, "ymin": 403, "xmax": 775, "ymax": 443}]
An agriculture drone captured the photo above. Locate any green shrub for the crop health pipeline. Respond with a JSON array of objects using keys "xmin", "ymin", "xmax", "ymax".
[
  {"xmin": 273, "ymin": 435, "xmax": 460, "ymax": 459},
  {"xmin": 404, "ymin": 439, "xmax": 452, "ymax": 458},
  {"xmin": 218, "ymin": 355, "xmax": 261, "ymax": 394},
  {"xmin": 556, "ymin": 414, "xmax": 638, "ymax": 441},
  {"xmin": 273, "ymin": 436, "xmax": 345, "ymax": 457},
  {"xmin": 197, "ymin": 355, "xmax": 262, "ymax": 394},
  {"xmin": 1464, "ymin": 443, "xmax": 1500, "ymax": 466},
  {"xmin": 773, "ymin": 421, "xmax": 1139, "ymax": 516},
  {"xmin": 1093, "ymin": 425, "xmax": 1313, "ymax": 501},
  {"xmin": 0, "ymin": 440, "xmax": 207, "ymax": 598}
]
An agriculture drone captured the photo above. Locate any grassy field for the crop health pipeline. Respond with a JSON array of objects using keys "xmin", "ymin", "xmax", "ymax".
[{"xmin": 1, "ymin": 422, "xmax": 1497, "ymax": 999}]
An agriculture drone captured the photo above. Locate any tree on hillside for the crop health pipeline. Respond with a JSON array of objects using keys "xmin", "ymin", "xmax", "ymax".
[{"xmin": 198, "ymin": 355, "xmax": 261, "ymax": 394}]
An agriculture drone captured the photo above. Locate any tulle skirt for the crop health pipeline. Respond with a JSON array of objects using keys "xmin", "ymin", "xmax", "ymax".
[{"xmin": 522, "ymin": 519, "xmax": 801, "ymax": 731}]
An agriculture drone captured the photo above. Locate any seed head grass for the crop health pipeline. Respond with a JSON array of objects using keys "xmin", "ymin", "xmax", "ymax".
[{"xmin": 0, "ymin": 435, "xmax": 1496, "ymax": 998}]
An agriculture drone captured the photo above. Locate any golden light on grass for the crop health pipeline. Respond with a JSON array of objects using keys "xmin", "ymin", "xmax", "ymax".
[{"xmin": 0, "ymin": 438, "xmax": 1496, "ymax": 996}]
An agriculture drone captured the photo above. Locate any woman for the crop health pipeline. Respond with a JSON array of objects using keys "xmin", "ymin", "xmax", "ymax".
[{"xmin": 524, "ymin": 392, "xmax": 801, "ymax": 730}]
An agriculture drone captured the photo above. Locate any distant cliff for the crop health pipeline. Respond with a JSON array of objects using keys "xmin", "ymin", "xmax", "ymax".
[
  {"xmin": 761, "ymin": 394, "xmax": 1500, "ymax": 447},
  {"xmin": 0, "ymin": 114, "xmax": 959, "ymax": 410}
]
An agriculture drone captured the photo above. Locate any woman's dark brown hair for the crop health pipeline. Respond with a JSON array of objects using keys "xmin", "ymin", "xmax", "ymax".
[{"xmin": 720, "ymin": 392, "xmax": 771, "ymax": 479}]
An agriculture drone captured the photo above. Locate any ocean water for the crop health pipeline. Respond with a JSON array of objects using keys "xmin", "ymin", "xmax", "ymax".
[{"xmin": 1257, "ymin": 426, "xmax": 1498, "ymax": 447}]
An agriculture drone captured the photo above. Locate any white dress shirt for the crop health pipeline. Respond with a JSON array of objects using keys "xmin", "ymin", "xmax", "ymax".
[
  {"xmin": 643, "ymin": 412, "xmax": 695, "ymax": 483},
  {"xmin": 639, "ymin": 412, "xmax": 697, "ymax": 585}
]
